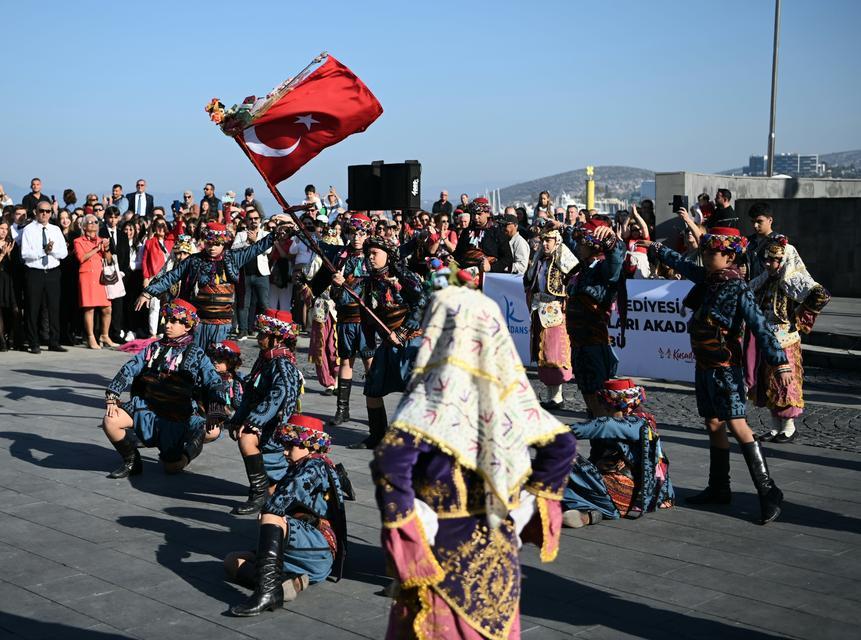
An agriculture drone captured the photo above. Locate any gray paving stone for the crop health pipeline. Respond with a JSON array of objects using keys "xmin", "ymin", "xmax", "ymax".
[{"xmin": 0, "ymin": 340, "xmax": 859, "ymax": 638}]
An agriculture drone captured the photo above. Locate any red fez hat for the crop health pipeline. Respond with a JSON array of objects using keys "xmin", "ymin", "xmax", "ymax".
[
  {"xmin": 709, "ymin": 226, "xmax": 741, "ymax": 237},
  {"xmin": 585, "ymin": 218, "xmax": 611, "ymax": 232},
  {"xmin": 473, "ymin": 197, "xmax": 489, "ymax": 205},
  {"xmin": 287, "ymin": 414, "xmax": 325, "ymax": 432},
  {"xmin": 604, "ymin": 378, "xmax": 636, "ymax": 391},
  {"xmin": 173, "ymin": 299, "xmax": 198, "ymax": 316},
  {"xmin": 221, "ymin": 340, "xmax": 241, "ymax": 354},
  {"xmin": 206, "ymin": 222, "xmax": 228, "ymax": 232},
  {"xmin": 351, "ymin": 213, "xmax": 371, "ymax": 224}
]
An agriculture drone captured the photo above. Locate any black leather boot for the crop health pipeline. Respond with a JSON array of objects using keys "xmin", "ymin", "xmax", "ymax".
[
  {"xmin": 183, "ymin": 428, "xmax": 206, "ymax": 466},
  {"xmin": 330, "ymin": 378, "xmax": 352, "ymax": 425},
  {"xmin": 108, "ymin": 430, "xmax": 142, "ymax": 479},
  {"xmin": 348, "ymin": 405, "xmax": 387, "ymax": 450},
  {"xmin": 741, "ymin": 441, "xmax": 783, "ymax": 525},
  {"xmin": 229, "ymin": 524, "xmax": 285, "ymax": 616},
  {"xmin": 231, "ymin": 453, "xmax": 269, "ymax": 516},
  {"xmin": 686, "ymin": 447, "xmax": 732, "ymax": 505}
]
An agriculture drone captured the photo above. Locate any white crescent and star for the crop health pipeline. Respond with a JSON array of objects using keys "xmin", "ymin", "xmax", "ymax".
[{"xmin": 244, "ymin": 114, "xmax": 320, "ymax": 158}]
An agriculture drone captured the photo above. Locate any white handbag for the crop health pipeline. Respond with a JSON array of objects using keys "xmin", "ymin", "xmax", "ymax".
[{"xmin": 104, "ymin": 256, "xmax": 126, "ymax": 300}]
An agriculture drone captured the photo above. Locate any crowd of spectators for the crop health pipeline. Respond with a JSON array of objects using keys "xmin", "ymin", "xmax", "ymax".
[{"xmin": 0, "ymin": 177, "xmax": 744, "ymax": 355}]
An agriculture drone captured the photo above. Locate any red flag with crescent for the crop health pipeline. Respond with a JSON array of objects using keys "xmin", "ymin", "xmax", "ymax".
[{"xmin": 231, "ymin": 55, "xmax": 383, "ymax": 185}]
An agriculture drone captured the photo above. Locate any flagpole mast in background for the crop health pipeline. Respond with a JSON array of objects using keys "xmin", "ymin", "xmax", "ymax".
[{"xmin": 766, "ymin": 0, "xmax": 781, "ymax": 177}]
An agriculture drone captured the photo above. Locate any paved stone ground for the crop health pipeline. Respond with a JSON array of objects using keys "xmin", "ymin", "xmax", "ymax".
[{"xmin": 1, "ymin": 339, "xmax": 859, "ymax": 639}]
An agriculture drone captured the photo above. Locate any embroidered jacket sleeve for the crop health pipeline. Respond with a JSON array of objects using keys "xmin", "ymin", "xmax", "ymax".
[
  {"xmin": 651, "ymin": 244, "xmax": 706, "ymax": 284},
  {"xmin": 739, "ymin": 286, "xmax": 788, "ymax": 367},
  {"xmin": 143, "ymin": 254, "xmax": 194, "ymax": 297},
  {"xmin": 571, "ymin": 416, "xmax": 642, "ymax": 442},
  {"xmin": 242, "ymin": 359, "xmax": 301, "ymax": 431},
  {"xmin": 106, "ymin": 350, "xmax": 148, "ymax": 397},
  {"xmin": 331, "ymin": 256, "xmax": 366, "ymax": 307},
  {"xmin": 396, "ymin": 267, "xmax": 429, "ymax": 331},
  {"xmin": 600, "ymin": 239, "xmax": 625, "ymax": 287},
  {"xmin": 371, "ymin": 429, "xmax": 445, "ymax": 588},
  {"xmin": 229, "ymin": 232, "xmax": 275, "ymax": 270},
  {"xmin": 263, "ymin": 458, "xmax": 331, "ymax": 518}
]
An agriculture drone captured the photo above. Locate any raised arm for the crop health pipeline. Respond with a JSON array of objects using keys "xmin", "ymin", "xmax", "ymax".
[{"xmin": 648, "ymin": 242, "xmax": 706, "ymax": 284}]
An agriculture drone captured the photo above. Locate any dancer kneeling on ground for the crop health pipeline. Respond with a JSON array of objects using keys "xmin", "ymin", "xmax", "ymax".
[
  {"xmin": 372, "ymin": 285, "xmax": 576, "ymax": 639},
  {"xmin": 204, "ymin": 340, "xmax": 244, "ymax": 443},
  {"xmin": 562, "ymin": 378, "xmax": 674, "ymax": 528},
  {"xmin": 102, "ymin": 300, "xmax": 228, "ymax": 478},
  {"xmin": 646, "ymin": 228, "xmax": 790, "ymax": 525},
  {"xmin": 228, "ymin": 309, "xmax": 303, "ymax": 515},
  {"xmin": 225, "ymin": 414, "xmax": 346, "ymax": 617}
]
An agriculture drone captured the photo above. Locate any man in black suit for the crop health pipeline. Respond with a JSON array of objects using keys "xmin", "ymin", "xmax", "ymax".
[
  {"xmin": 127, "ymin": 178, "xmax": 154, "ymax": 217},
  {"xmin": 99, "ymin": 206, "xmax": 124, "ymax": 341}
]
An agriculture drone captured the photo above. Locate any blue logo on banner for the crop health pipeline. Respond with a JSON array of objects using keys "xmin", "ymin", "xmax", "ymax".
[{"xmin": 503, "ymin": 295, "xmax": 524, "ymax": 324}]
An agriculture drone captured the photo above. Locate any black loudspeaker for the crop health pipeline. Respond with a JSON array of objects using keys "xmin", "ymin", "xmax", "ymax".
[{"xmin": 348, "ymin": 160, "xmax": 421, "ymax": 211}]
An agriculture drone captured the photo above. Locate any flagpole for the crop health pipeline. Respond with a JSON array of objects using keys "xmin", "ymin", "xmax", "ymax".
[{"xmin": 233, "ymin": 135, "xmax": 392, "ymax": 340}]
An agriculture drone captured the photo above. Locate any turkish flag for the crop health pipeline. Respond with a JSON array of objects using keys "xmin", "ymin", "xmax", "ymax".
[{"xmin": 238, "ymin": 56, "xmax": 383, "ymax": 185}]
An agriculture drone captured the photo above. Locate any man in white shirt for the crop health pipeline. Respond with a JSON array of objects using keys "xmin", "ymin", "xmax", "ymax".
[
  {"xmin": 502, "ymin": 210, "xmax": 529, "ymax": 275},
  {"xmin": 20, "ymin": 204, "xmax": 68, "ymax": 353},
  {"xmin": 231, "ymin": 208, "xmax": 271, "ymax": 338},
  {"xmin": 127, "ymin": 179, "xmax": 154, "ymax": 217},
  {"xmin": 10, "ymin": 205, "xmax": 30, "ymax": 243}
]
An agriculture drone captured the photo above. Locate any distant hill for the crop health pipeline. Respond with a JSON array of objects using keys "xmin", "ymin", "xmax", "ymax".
[{"xmin": 499, "ymin": 166, "xmax": 654, "ymax": 204}]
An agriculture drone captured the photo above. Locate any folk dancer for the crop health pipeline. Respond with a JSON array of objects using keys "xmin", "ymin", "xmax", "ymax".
[
  {"xmin": 204, "ymin": 340, "xmax": 244, "ymax": 442},
  {"xmin": 647, "ymin": 228, "xmax": 790, "ymax": 524},
  {"xmin": 372, "ymin": 286, "xmax": 577, "ymax": 639},
  {"xmin": 327, "ymin": 213, "xmax": 377, "ymax": 425},
  {"xmin": 136, "ymin": 219, "xmax": 290, "ymax": 349},
  {"xmin": 562, "ymin": 378, "xmax": 674, "ymax": 528},
  {"xmin": 452, "ymin": 197, "xmax": 514, "ymax": 276},
  {"xmin": 352, "ymin": 235, "xmax": 428, "ymax": 449},
  {"xmin": 228, "ymin": 308, "xmax": 303, "ymax": 515},
  {"xmin": 308, "ymin": 228, "xmax": 343, "ymax": 395},
  {"xmin": 226, "ymin": 414, "xmax": 346, "ymax": 616},
  {"xmin": 564, "ymin": 219, "xmax": 625, "ymax": 417},
  {"xmin": 102, "ymin": 300, "xmax": 227, "ymax": 478},
  {"xmin": 524, "ymin": 226, "xmax": 578, "ymax": 410},
  {"xmin": 747, "ymin": 235, "xmax": 830, "ymax": 443}
]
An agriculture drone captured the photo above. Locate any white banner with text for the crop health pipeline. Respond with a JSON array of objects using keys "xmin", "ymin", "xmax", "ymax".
[
  {"xmin": 482, "ymin": 273, "xmax": 532, "ymax": 366},
  {"xmin": 609, "ymin": 279, "xmax": 695, "ymax": 382}
]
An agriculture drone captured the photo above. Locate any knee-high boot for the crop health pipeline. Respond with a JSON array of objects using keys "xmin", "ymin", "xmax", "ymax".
[
  {"xmin": 348, "ymin": 405, "xmax": 387, "ymax": 450},
  {"xmin": 686, "ymin": 447, "xmax": 731, "ymax": 505},
  {"xmin": 108, "ymin": 430, "xmax": 142, "ymax": 479},
  {"xmin": 183, "ymin": 427, "xmax": 206, "ymax": 466},
  {"xmin": 330, "ymin": 378, "xmax": 352, "ymax": 425},
  {"xmin": 231, "ymin": 453, "xmax": 269, "ymax": 516},
  {"xmin": 741, "ymin": 441, "xmax": 783, "ymax": 525},
  {"xmin": 229, "ymin": 524, "xmax": 285, "ymax": 616}
]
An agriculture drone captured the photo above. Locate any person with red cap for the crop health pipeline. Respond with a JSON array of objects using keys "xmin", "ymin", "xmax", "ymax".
[
  {"xmin": 226, "ymin": 308, "xmax": 304, "ymax": 515},
  {"xmin": 645, "ymin": 227, "xmax": 790, "ymax": 525},
  {"xmin": 102, "ymin": 299, "xmax": 228, "ymax": 478},
  {"xmin": 563, "ymin": 218, "xmax": 626, "ymax": 416},
  {"xmin": 225, "ymin": 413, "xmax": 347, "ymax": 616},
  {"xmin": 135, "ymin": 215, "xmax": 293, "ymax": 349},
  {"xmin": 205, "ymin": 340, "xmax": 244, "ymax": 442},
  {"xmin": 452, "ymin": 197, "xmax": 514, "ymax": 275},
  {"xmin": 562, "ymin": 378, "xmax": 674, "ymax": 528}
]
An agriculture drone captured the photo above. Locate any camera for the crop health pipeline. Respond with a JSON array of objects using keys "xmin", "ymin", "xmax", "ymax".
[{"xmin": 671, "ymin": 195, "xmax": 689, "ymax": 213}]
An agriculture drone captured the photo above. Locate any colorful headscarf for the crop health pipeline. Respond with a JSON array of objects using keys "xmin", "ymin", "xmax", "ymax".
[
  {"xmin": 202, "ymin": 222, "xmax": 234, "ymax": 245},
  {"xmin": 572, "ymin": 218, "xmax": 613, "ymax": 251},
  {"xmin": 256, "ymin": 308, "xmax": 300, "ymax": 342},
  {"xmin": 468, "ymin": 197, "xmax": 492, "ymax": 217},
  {"xmin": 161, "ymin": 299, "xmax": 199, "ymax": 327},
  {"xmin": 764, "ymin": 234, "xmax": 789, "ymax": 259},
  {"xmin": 389, "ymin": 286, "xmax": 569, "ymax": 529},
  {"xmin": 173, "ymin": 234, "xmax": 197, "ymax": 255},
  {"xmin": 597, "ymin": 378, "xmax": 646, "ymax": 414},
  {"xmin": 701, "ymin": 226, "xmax": 748, "ymax": 255},
  {"xmin": 364, "ymin": 234, "xmax": 398, "ymax": 258},
  {"xmin": 347, "ymin": 213, "xmax": 372, "ymax": 233},
  {"xmin": 207, "ymin": 340, "xmax": 242, "ymax": 369},
  {"xmin": 274, "ymin": 414, "xmax": 332, "ymax": 455}
]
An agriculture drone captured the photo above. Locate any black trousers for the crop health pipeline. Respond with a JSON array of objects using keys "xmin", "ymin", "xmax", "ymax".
[{"xmin": 26, "ymin": 267, "xmax": 61, "ymax": 348}]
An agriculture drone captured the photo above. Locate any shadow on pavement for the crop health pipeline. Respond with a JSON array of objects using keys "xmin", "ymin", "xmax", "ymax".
[
  {"xmin": 0, "ymin": 612, "xmax": 134, "ymax": 639},
  {"xmin": 520, "ymin": 564, "xmax": 785, "ymax": 639},
  {"xmin": 1, "ymin": 385, "xmax": 104, "ymax": 409},
  {"xmin": 11, "ymin": 368, "xmax": 114, "ymax": 388},
  {"xmin": 0, "ymin": 430, "xmax": 113, "ymax": 472}
]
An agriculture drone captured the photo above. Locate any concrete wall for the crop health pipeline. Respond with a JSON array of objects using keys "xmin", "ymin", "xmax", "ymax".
[{"xmin": 654, "ymin": 172, "xmax": 861, "ymax": 297}]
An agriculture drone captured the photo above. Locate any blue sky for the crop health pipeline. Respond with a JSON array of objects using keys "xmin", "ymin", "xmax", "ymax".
[{"xmin": 2, "ymin": 0, "xmax": 859, "ymax": 205}]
